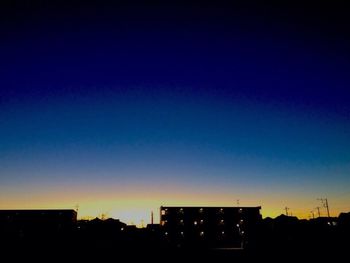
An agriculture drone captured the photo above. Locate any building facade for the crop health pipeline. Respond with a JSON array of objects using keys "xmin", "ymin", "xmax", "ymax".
[
  {"xmin": 0, "ymin": 209, "xmax": 77, "ymax": 239},
  {"xmin": 160, "ymin": 206, "xmax": 262, "ymax": 249}
]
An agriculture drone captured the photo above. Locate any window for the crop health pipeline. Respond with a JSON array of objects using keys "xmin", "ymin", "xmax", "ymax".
[
  {"xmin": 200, "ymin": 219, "xmax": 204, "ymax": 224},
  {"xmin": 200, "ymin": 231, "xmax": 205, "ymax": 237},
  {"xmin": 199, "ymin": 208, "xmax": 204, "ymax": 213},
  {"xmin": 194, "ymin": 221, "xmax": 198, "ymax": 226},
  {"xmin": 161, "ymin": 210, "xmax": 166, "ymax": 216}
]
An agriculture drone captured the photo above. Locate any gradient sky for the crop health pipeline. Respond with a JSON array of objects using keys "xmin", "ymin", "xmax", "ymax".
[{"xmin": 1, "ymin": 1, "xmax": 350, "ymax": 225}]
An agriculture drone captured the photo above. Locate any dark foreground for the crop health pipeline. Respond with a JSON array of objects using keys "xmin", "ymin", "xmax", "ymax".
[
  {"xmin": 2, "ymin": 238, "xmax": 348, "ymax": 263},
  {"xmin": 2, "ymin": 212, "xmax": 349, "ymax": 262}
]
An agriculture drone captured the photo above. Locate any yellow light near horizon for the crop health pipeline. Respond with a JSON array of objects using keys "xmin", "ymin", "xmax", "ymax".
[{"xmin": 1, "ymin": 184, "xmax": 349, "ymax": 225}]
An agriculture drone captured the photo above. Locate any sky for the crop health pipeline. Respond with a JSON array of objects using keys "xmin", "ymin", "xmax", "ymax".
[{"xmin": 1, "ymin": 1, "xmax": 350, "ymax": 225}]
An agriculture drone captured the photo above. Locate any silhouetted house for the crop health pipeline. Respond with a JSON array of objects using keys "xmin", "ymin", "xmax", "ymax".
[
  {"xmin": 272, "ymin": 214, "xmax": 300, "ymax": 246},
  {"xmin": 338, "ymin": 212, "xmax": 350, "ymax": 229},
  {"xmin": 160, "ymin": 206, "xmax": 262, "ymax": 249},
  {"xmin": 145, "ymin": 224, "xmax": 162, "ymax": 247},
  {"xmin": 0, "ymin": 209, "xmax": 77, "ymax": 240},
  {"xmin": 337, "ymin": 212, "xmax": 350, "ymax": 248},
  {"xmin": 77, "ymin": 217, "xmax": 127, "ymax": 245},
  {"xmin": 83, "ymin": 217, "xmax": 126, "ymax": 232},
  {"xmin": 313, "ymin": 216, "xmax": 338, "ymax": 226},
  {"xmin": 146, "ymin": 223, "xmax": 160, "ymax": 232}
]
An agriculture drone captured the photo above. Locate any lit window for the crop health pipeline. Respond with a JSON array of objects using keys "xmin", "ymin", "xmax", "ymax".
[
  {"xmin": 161, "ymin": 220, "xmax": 167, "ymax": 226},
  {"xmin": 194, "ymin": 221, "xmax": 198, "ymax": 226},
  {"xmin": 200, "ymin": 231, "xmax": 205, "ymax": 237},
  {"xmin": 219, "ymin": 219, "xmax": 224, "ymax": 225},
  {"xmin": 180, "ymin": 231, "xmax": 184, "ymax": 236},
  {"xmin": 199, "ymin": 208, "xmax": 204, "ymax": 213},
  {"xmin": 222, "ymin": 231, "xmax": 225, "ymax": 235},
  {"xmin": 236, "ymin": 224, "xmax": 240, "ymax": 227},
  {"xmin": 165, "ymin": 232, "xmax": 168, "ymax": 236},
  {"xmin": 240, "ymin": 219, "xmax": 244, "ymax": 224},
  {"xmin": 179, "ymin": 208, "xmax": 184, "ymax": 213},
  {"xmin": 121, "ymin": 227, "xmax": 124, "ymax": 231},
  {"xmin": 239, "ymin": 208, "xmax": 243, "ymax": 213},
  {"xmin": 161, "ymin": 210, "xmax": 166, "ymax": 216},
  {"xmin": 200, "ymin": 219, "xmax": 204, "ymax": 224},
  {"xmin": 179, "ymin": 219, "xmax": 184, "ymax": 225}
]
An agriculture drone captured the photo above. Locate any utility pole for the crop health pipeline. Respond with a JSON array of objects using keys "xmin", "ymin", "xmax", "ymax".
[
  {"xmin": 316, "ymin": 206, "xmax": 321, "ymax": 217},
  {"xmin": 236, "ymin": 199, "xmax": 240, "ymax": 207},
  {"xmin": 285, "ymin": 207, "xmax": 290, "ymax": 216},
  {"xmin": 317, "ymin": 198, "xmax": 330, "ymax": 218},
  {"xmin": 325, "ymin": 198, "xmax": 330, "ymax": 218},
  {"xmin": 151, "ymin": 211, "xmax": 154, "ymax": 225}
]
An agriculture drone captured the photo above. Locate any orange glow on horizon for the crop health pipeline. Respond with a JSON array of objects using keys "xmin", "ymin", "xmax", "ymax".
[
  {"xmin": 1, "ymin": 179, "xmax": 349, "ymax": 226},
  {"xmin": 1, "ymin": 190, "xmax": 349, "ymax": 226}
]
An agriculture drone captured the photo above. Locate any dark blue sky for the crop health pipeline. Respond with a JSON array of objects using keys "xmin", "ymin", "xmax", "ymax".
[{"xmin": 1, "ymin": 1, "xmax": 350, "ymax": 222}]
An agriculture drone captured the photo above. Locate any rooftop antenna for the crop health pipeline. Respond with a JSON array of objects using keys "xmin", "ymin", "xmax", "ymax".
[
  {"xmin": 310, "ymin": 210, "xmax": 315, "ymax": 219},
  {"xmin": 151, "ymin": 211, "xmax": 154, "ymax": 225},
  {"xmin": 285, "ymin": 207, "xmax": 290, "ymax": 216}
]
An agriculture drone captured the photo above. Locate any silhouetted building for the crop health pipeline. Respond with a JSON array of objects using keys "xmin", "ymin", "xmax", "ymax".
[
  {"xmin": 0, "ymin": 209, "xmax": 77, "ymax": 240},
  {"xmin": 160, "ymin": 206, "xmax": 262, "ymax": 249}
]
